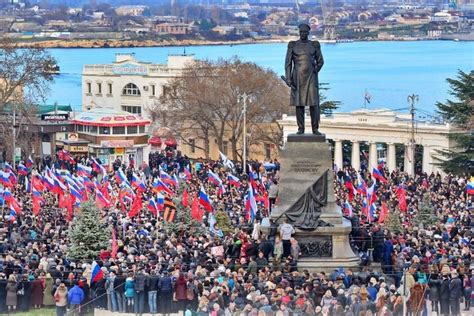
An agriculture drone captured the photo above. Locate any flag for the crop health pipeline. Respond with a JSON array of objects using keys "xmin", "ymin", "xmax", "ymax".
[
  {"xmin": 152, "ymin": 178, "xmax": 173, "ymax": 195},
  {"xmin": 228, "ymin": 174, "xmax": 241, "ymax": 188},
  {"xmin": 4, "ymin": 162, "xmax": 13, "ymax": 173},
  {"xmin": 77, "ymin": 164, "xmax": 92, "ymax": 177},
  {"xmin": 115, "ymin": 168, "xmax": 129, "ymax": 186},
  {"xmin": 148, "ymin": 197, "xmax": 159, "ymax": 216},
  {"xmin": 0, "ymin": 171, "xmax": 13, "ymax": 187},
  {"xmin": 58, "ymin": 149, "xmax": 76, "ymax": 164},
  {"xmin": 207, "ymin": 170, "xmax": 222, "ymax": 186},
  {"xmin": 364, "ymin": 90, "xmax": 372, "ymax": 104},
  {"xmin": 96, "ymin": 190, "xmax": 111, "ymax": 209},
  {"xmin": 190, "ymin": 196, "xmax": 203, "ymax": 222},
  {"xmin": 181, "ymin": 165, "xmax": 192, "ymax": 181},
  {"xmin": 344, "ymin": 174, "xmax": 356, "ymax": 202},
  {"xmin": 199, "ymin": 187, "xmax": 212, "ymax": 211},
  {"xmin": 378, "ymin": 201, "xmax": 389, "ymax": 224},
  {"xmin": 182, "ymin": 189, "xmax": 189, "ymax": 207},
  {"xmin": 128, "ymin": 192, "xmax": 142, "ymax": 218},
  {"xmin": 131, "ymin": 173, "xmax": 146, "ymax": 192},
  {"xmin": 396, "ymin": 185, "xmax": 407, "ymax": 212},
  {"xmin": 111, "ymin": 228, "xmax": 118, "ymax": 259},
  {"xmin": 26, "ymin": 155, "xmax": 34, "ymax": 168},
  {"xmin": 91, "ymin": 261, "xmax": 104, "ymax": 283},
  {"xmin": 219, "ymin": 151, "xmax": 234, "ymax": 169},
  {"xmin": 248, "ymin": 170, "xmax": 258, "ymax": 191},
  {"xmin": 343, "ymin": 200, "xmax": 353, "ymax": 217},
  {"xmin": 160, "ymin": 169, "xmax": 176, "ymax": 187},
  {"xmin": 245, "ymin": 186, "xmax": 257, "ymax": 223},
  {"xmin": 156, "ymin": 192, "xmax": 164, "ymax": 211},
  {"xmin": 17, "ymin": 163, "xmax": 28, "ymax": 176},
  {"xmin": 366, "ymin": 181, "xmax": 377, "ymax": 204},
  {"xmin": 91, "ymin": 157, "xmax": 107, "ymax": 179},
  {"xmin": 372, "ymin": 167, "xmax": 387, "ymax": 183},
  {"xmin": 467, "ymin": 180, "xmax": 474, "ymax": 195},
  {"xmin": 368, "ymin": 203, "xmax": 376, "ymax": 222}
]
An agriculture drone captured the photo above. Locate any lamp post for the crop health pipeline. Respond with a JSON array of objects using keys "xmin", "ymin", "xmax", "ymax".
[
  {"xmin": 239, "ymin": 93, "xmax": 251, "ymax": 174},
  {"xmin": 406, "ymin": 94, "xmax": 419, "ymax": 175}
]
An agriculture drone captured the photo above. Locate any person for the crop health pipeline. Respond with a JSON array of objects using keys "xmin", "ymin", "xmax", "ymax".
[
  {"xmin": 175, "ymin": 272, "xmax": 188, "ymax": 313},
  {"xmin": 134, "ymin": 269, "xmax": 146, "ymax": 315},
  {"xmin": 439, "ymin": 266, "xmax": 451, "ymax": 316},
  {"xmin": 279, "ymin": 219, "xmax": 295, "ymax": 258},
  {"xmin": 273, "ymin": 237, "xmax": 283, "ymax": 271},
  {"xmin": 146, "ymin": 269, "xmax": 159, "ymax": 314},
  {"xmin": 68, "ymin": 281, "xmax": 85, "ymax": 316},
  {"xmin": 105, "ymin": 270, "xmax": 117, "ymax": 312},
  {"xmin": 268, "ymin": 180, "xmax": 279, "ymax": 213},
  {"xmin": 43, "ymin": 273, "xmax": 55, "ymax": 307},
  {"xmin": 284, "ymin": 23, "xmax": 324, "ymax": 134},
  {"xmin": 462, "ymin": 272, "xmax": 471, "ymax": 311},
  {"xmin": 6, "ymin": 274, "xmax": 18, "ymax": 313},
  {"xmin": 124, "ymin": 273, "xmax": 135, "ymax": 313},
  {"xmin": 31, "ymin": 274, "xmax": 45, "ymax": 309},
  {"xmin": 159, "ymin": 270, "xmax": 173, "ymax": 316},
  {"xmin": 54, "ymin": 282, "xmax": 68, "ymax": 316},
  {"xmin": 449, "ymin": 269, "xmax": 462, "ymax": 315}
]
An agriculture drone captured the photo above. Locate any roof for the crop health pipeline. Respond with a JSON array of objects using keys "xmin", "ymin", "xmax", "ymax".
[
  {"xmin": 37, "ymin": 105, "xmax": 74, "ymax": 114},
  {"xmin": 71, "ymin": 107, "xmax": 150, "ymax": 127}
]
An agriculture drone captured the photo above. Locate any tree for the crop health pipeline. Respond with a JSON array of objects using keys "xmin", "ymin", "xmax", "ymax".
[
  {"xmin": 435, "ymin": 70, "xmax": 474, "ymax": 174},
  {"xmin": 68, "ymin": 201, "xmax": 111, "ymax": 260},
  {"xmin": 153, "ymin": 57, "xmax": 288, "ymax": 161},
  {"xmin": 0, "ymin": 38, "xmax": 56, "ymax": 159},
  {"xmin": 413, "ymin": 192, "xmax": 437, "ymax": 229},
  {"xmin": 385, "ymin": 210, "xmax": 403, "ymax": 234}
]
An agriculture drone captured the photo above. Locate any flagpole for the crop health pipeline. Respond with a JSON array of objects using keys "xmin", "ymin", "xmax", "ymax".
[{"xmin": 364, "ymin": 89, "xmax": 367, "ymax": 108}]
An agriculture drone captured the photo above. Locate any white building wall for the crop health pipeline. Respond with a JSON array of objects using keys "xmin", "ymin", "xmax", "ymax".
[{"xmin": 82, "ymin": 53, "xmax": 194, "ymax": 118}]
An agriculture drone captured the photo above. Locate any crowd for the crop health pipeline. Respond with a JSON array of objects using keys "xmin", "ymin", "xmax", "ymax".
[{"xmin": 0, "ymin": 148, "xmax": 472, "ymax": 316}]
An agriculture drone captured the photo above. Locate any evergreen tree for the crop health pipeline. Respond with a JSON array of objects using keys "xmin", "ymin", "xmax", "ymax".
[
  {"xmin": 436, "ymin": 70, "xmax": 474, "ymax": 174},
  {"xmin": 68, "ymin": 201, "xmax": 111, "ymax": 260},
  {"xmin": 215, "ymin": 208, "xmax": 233, "ymax": 235},
  {"xmin": 413, "ymin": 192, "xmax": 437, "ymax": 229},
  {"xmin": 386, "ymin": 210, "xmax": 403, "ymax": 234}
]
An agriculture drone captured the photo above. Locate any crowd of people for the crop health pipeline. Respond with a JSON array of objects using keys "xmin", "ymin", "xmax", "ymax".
[{"xmin": 0, "ymin": 148, "xmax": 472, "ymax": 316}]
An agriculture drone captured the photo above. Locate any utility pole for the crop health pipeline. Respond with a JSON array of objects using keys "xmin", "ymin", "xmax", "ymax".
[
  {"xmin": 12, "ymin": 105, "xmax": 16, "ymax": 165},
  {"xmin": 406, "ymin": 94, "xmax": 418, "ymax": 175},
  {"xmin": 240, "ymin": 93, "xmax": 249, "ymax": 174}
]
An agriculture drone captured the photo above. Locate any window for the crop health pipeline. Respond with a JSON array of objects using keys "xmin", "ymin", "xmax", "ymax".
[
  {"xmin": 139, "ymin": 125, "xmax": 145, "ymax": 134},
  {"xmin": 113, "ymin": 126, "xmax": 125, "ymax": 134},
  {"xmin": 162, "ymin": 85, "xmax": 169, "ymax": 97},
  {"xmin": 122, "ymin": 83, "xmax": 141, "ymax": 96},
  {"xmin": 127, "ymin": 126, "xmax": 138, "ymax": 134},
  {"xmin": 90, "ymin": 126, "xmax": 97, "ymax": 134},
  {"xmin": 265, "ymin": 143, "xmax": 272, "ymax": 159},
  {"xmin": 151, "ymin": 84, "xmax": 156, "ymax": 96},
  {"xmin": 86, "ymin": 82, "xmax": 91, "ymax": 94},
  {"xmin": 189, "ymin": 139, "xmax": 196, "ymax": 153},
  {"xmin": 99, "ymin": 127, "xmax": 110, "ymax": 135},
  {"xmin": 122, "ymin": 106, "xmax": 142, "ymax": 115},
  {"xmin": 97, "ymin": 83, "xmax": 102, "ymax": 94},
  {"xmin": 108, "ymin": 83, "xmax": 112, "ymax": 94},
  {"xmin": 77, "ymin": 124, "xmax": 83, "ymax": 132},
  {"xmin": 222, "ymin": 141, "xmax": 228, "ymax": 156}
]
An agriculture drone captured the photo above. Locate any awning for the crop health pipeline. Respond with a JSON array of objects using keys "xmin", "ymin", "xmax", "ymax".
[
  {"xmin": 72, "ymin": 107, "xmax": 150, "ymax": 127},
  {"xmin": 148, "ymin": 136, "xmax": 162, "ymax": 146}
]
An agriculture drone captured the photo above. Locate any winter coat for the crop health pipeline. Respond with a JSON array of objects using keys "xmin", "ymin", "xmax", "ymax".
[
  {"xmin": 175, "ymin": 276, "xmax": 187, "ymax": 301},
  {"xmin": 6, "ymin": 282, "xmax": 17, "ymax": 306},
  {"xmin": 134, "ymin": 273, "xmax": 146, "ymax": 292},
  {"xmin": 68, "ymin": 285, "xmax": 84, "ymax": 305},
  {"xmin": 43, "ymin": 274, "xmax": 55, "ymax": 306},
  {"xmin": 124, "ymin": 278, "xmax": 135, "ymax": 298},
  {"xmin": 54, "ymin": 286, "xmax": 68, "ymax": 307},
  {"xmin": 428, "ymin": 278, "xmax": 440, "ymax": 301},
  {"xmin": 31, "ymin": 278, "xmax": 44, "ymax": 305},
  {"xmin": 439, "ymin": 278, "xmax": 450, "ymax": 301},
  {"xmin": 449, "ymin": 277, "xmax": 462, "ymax": 300}
]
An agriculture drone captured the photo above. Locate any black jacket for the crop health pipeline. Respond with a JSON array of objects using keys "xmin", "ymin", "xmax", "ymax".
[
  {"xmin": 449, "ymin": 277, "xmax": 463, "ymax": 300},
  {"xmin": 114, "ymin": 275, "xmax": 126, "ymax": 294},
  {"xmin": 134, "ymin": 273, "xmax": 146, "ymax": 292},
  {"xmin": 146, "ymin": 275, "xmax": 160, "ymax": 291},
  {"xmin": 439, "ymin": 277, "xmax": 450, "ymax": 301}
]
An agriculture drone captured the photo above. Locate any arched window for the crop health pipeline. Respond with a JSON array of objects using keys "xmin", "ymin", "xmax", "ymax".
[{"xmin": 122, "ymin": 83, "xmax": 141, "ymax": 96}]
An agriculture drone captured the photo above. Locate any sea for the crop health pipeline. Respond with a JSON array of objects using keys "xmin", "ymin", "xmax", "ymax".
[{"xmin": 46, "ymin": 40, "xmax": 474, "ymax": 116}]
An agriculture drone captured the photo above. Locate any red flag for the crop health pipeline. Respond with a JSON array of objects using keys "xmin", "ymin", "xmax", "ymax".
[
  {"xmin": 345, "ymin": 179, "xmax": 356, "ymax": 202},
  {"xmin": 32, "ymin": 198, "xmax": 41, "ymax": 215},
  {"xmin": 378, "ymin": 201, "xmax": 389, "ymax": 224},
  {"xmin": 190, "ymin": 196, "xmax": 203, "ymax": 222},
  {"xmin": 182, "ymin": 189, "xmax": 189, "ymax": 207},
  {"xmin": 396, "ymin": 186, "xmax": 407, "ymax": 212},
  {"xmin": 111, "ymin": 228, "xmax": 118, "ymax": 259},
  {"xmin": 128, "ymin": 192, "xmax": 142, "ymax": 218},
  {"xmin": 58, "ymin": 192, "xmax": 68, "ymax": 209},
  {"xmin": 66, "ymin": 195, "xmax": 75, "ymax": 222}
]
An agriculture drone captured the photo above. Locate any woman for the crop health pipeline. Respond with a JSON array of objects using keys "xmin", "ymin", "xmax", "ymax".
[
  {"xmin": 375, "ymin": 287, "xmax": 387, "ymax": 313},
  {"xmin": 43, "ymin": 273, "xmax": 55, "ymax": 307},
  {"xmin": 290, "ymin": 238, "xmax": 301, "ymax": 261},
  {"xmin": 124, "ymin": 273, "xmax": 135, "ymax": 313},
  {"xmin": 31, "ymin": 274, "xmax": 45, "ymax": 309},
  {"xmin": 462, "ymin": 272, "xmax": 471, "ymax": 311},
  {"xmin": 54, "ymin": 282, "xmax": 68, "ymax": 316},
  {"xmin": 6, "ymin": 274, "xmax": 18, "ymax": 313},
  {"xmin": 320, "ymin": 290, "xmax": 333, "ymax": 307},
  {"xmin": 174, "ymin": 273, "xmax": 188, "ymax": 313},
  {"xmin": 408, "ymin": 283, "xmax": 426, "ymax": 316}
]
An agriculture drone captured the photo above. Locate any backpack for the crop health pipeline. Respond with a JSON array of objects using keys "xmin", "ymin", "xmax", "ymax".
[{"xmin": 186, "ymin": 286, "xmax": 195, "ymax": 300}]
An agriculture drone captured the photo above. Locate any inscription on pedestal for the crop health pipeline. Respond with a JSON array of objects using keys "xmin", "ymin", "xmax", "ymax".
[
  {"xmin": 299, "ymin": 236, "xmax": 332, "ymax": 258},
  {"xmin": 290, "ymin": 161, "xmax": 321, "ymax": 173}
]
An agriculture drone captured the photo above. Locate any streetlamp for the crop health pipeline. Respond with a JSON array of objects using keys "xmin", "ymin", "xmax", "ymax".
[
  {"xmin": 238, "ymin": 93, "xmax": 252, "ymax": 173},
  {"xmin": 406, "ymin": 94, "xmax": 419, "ymax": 175}
]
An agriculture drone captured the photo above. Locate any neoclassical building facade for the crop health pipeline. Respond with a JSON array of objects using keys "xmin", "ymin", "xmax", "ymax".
[{"xmin": 279, "ymin": 108, "xmax": 459, "ymax": 175}]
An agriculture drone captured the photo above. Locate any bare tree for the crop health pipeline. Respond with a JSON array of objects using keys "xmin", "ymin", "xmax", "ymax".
[
  {"xmin": 0, "ymin": 38, "xmax": 56, "ymax": 160},
  {"xmin": 150, "ymin": 57, "xmax": 288, "ymax": 161}
]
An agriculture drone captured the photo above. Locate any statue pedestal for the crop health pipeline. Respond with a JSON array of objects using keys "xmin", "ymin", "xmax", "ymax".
[{"xmin": 271, "ymin": 133, "xmax": 359, "ymax": 272}]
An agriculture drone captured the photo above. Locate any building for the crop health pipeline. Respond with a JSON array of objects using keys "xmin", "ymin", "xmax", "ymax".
[
  {"xmin": 279, "ymin": 108, "xmax": 460, "ymax": 175},
  {"xmin": 153, "ymin": 22, "xmax": 193, "ymax": 35},
  {"xmin": 115, "ymin": 5, "xmax": 148, "ymax": 17},
  {"xmin": 82, "ymin": 53, "xmax": 195, "ymax": 118},
  {"xmin": 69, "ymin": 107, "xmax": 150, "ymax": 167}
]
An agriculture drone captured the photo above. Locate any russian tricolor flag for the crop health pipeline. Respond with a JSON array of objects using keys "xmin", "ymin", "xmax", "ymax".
[
  {"xmin": 199, "ymin": 187, "xmax": 212, "ymax": 211},
  {"xmin": 366, "ymin": 181, "xmax": 377, "ymax": 204},
  {"xmin": 17, "ymin": 163, "xmax": 28, "ymax": 176},
  {"xmin": 372, "ymin": 167, "xmax": 387, "ymax": 183},
  {"xmin": 368, "ymin": 203, "xmax": 377, "ymax": 223},
  {"xmin": 160, "ymin": 169, "xmax": 177, "ymax": 187},
  {"xmin": 91, "ymin": 261, "xmax": 104, "ymax": 283},
  {"xmin": 131, "ymin": 173, "xmax": 146, "ymax": 192},
  {"xmin": 152, "ymin": 178, "xmax": 173, "ymax": 195},
  {"xmin": 182, "ymin": 166, "xmax": 192, "ymax": 180},
  {"xmin": 245, "ymin": 186, "xmax": 257, "ymax": 223},
  {"xmin": 148, "ymin": 197, "xmax": 159, "ymax": 215},
  {"xmin": 467, "ymin": 180, "xmax": 474, "ymax": 195},
  {"xmin": 228, "ymin": 174, "xmax": 241, "ymax": 188},
  {"xmin": 115, "ymin": 168, "xmax": 129, "ymax": 186},
  {"xmin": 26, "ymin": 155, "xmax": 34, "ymax": 168},
  {"xmin": 208, "ymin": 170, "xmax": 222, "ymax": 186},
  {"xmin": 0, "ymin": 171, "xmax": 13, "ymax": 187},
  {"xmin": 343, "ymin": 201, "xmax": 353, "ymax": 217},
  {"xmin": 77, "ymin": 164, "xmax": 93, "ymax": 177},
  {"xmin": 4, "ymin": 162, "xmax": 13, "ymax": 173}
]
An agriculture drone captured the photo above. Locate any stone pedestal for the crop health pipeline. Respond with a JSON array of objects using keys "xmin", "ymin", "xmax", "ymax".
[{"xmin": 271, "ymin": 133, "xmax": 359, "ymax": 272}]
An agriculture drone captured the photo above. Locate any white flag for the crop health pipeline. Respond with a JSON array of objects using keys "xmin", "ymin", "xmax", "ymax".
[{"xmin": 219, "ymin": 151, "xmax": 234, "ymax": 169}]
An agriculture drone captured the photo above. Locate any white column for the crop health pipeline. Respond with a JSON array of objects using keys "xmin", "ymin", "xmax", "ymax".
[
  {"xmin": 387, "ymin": 142, "xmax": 396, "ymax": 172},
  {"xmin": 422, "ymin": 145, "xmax": 432, "ymax": 174},
  {"xmin": 369, "ymin": 141, "xmax": 378, "ymax": 168},
  {"xmin": 351, "ymin": 140, "xmax": 360, "ymax": 170},
  {"xmin": 334, "ymin": 139, "xmax": 343, "ymax": 170},
  {"xmin": 404, "ymin": 144, "xmax": 415, "ymax": 175}
]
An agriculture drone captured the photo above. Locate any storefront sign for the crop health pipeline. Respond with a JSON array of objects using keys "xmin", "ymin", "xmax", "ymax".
[
  {"xmin": 69, "ymin": 145, "xmax": 88, "ymax": 152},
  {"xmin": 101, "ymin": 140, "xmax": 134, "ymax": 148},
  {"xmin": 68, "ymin": 133, "xmax": 79, "ymax": 141},
  {"xmin": 112, "ymin": 63, "xmax": 148, "ymax": 76},
  {"xmin": 41, "ymin": 113, "xmax": 69, "ymax": 121},
  {"xmin": 115, "ymin": 148, "xmax": 125, "ymax": 154}
]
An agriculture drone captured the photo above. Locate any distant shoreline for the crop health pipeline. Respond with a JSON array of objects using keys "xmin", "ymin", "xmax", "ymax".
[{"xmin": 8, "ymin": 36, "xmax": 468, "ymax": 49}]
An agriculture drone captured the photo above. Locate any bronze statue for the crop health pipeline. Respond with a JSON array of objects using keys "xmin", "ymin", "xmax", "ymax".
[{"xmin": 283, "ymin": 23, "xmax": 324, "ymax": 135}]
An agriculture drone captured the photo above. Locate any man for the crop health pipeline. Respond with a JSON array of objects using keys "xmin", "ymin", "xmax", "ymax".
[
  {"xmin": 268, "ymin": 180, "xmax": 279, "ymax": 214},
  {"xmin": 279, "ymin": 218, "xmax": 295, "ymax": 258},
  {"xmin": 284, "ymin": 23, "xmax": 324, "ymax": 134},
  {"xmin": 68, "ymin": 281, "xmax": 85, "ymax": 316},
  {"xmin": 449, "ymin": 269, "xmax": 462, "ymax": 315}
]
